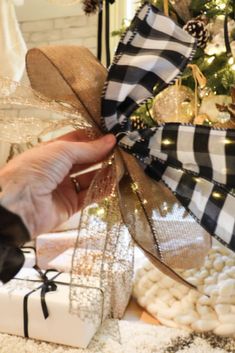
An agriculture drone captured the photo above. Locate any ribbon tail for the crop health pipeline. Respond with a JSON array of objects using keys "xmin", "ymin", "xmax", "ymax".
[
  {"xmin": 40, "ymin": 286, "xmax": 49, "ymax": 319},
  {"xmin": 118, "ymin": 176, "xmax": 194, "ymax": 288},
  {"xmin": 118, "ymin": 150, "xmax": 209, "ymax": 288},
  {"xmin": 160, "ymin": 165, "xmax": 235, "ymax": 251}
]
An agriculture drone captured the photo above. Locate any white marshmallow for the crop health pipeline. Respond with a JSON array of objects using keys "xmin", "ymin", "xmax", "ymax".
[
  {"xmin": 218, "ymin": 314, "xmax": 235, "ymax": 323},
  {"xmin": 213, "ymin": 258, "xmax": 225, "ymax": 272},
  {"xmin": 214, "ymin": 304, "xmax": 231, "ymax": 316},
  {"xmin": 191, "ymin": 320, "xmax": 219, "ymax": 332},
  {"xmin": 218, "ymin": 279, "xmax": 235, "ymax": 296},
  {"xmin": 214, "ymin": 324, "xmax": 235, "ymax": 336}
]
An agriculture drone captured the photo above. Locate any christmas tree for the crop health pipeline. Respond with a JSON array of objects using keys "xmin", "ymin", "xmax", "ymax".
[{"xmin": 113, "ymin": 0, "xmax": 235, "ymax": 129}]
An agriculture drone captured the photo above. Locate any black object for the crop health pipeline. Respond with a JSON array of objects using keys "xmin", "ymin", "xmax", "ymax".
[
  {"xmin": 0, "ymin": 204, "xmax": 30, "ymax": 283},
  {"xmin": 97, "ymin": 0, "xmax": 116, "ymax": 67},
  {"xmin": 23, "ymin": 266, "xmax": 58, "ymax": 337}
]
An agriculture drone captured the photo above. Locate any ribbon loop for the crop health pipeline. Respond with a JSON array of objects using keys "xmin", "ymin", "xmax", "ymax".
[{"xmin": 33, "ymin": 265, "xmax": 57, "ymax": 319}]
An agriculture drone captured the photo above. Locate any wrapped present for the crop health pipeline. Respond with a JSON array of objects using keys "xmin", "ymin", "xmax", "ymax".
[
  {"xmin": 36, "ymin": 230, "xmax": 105, "ymax": 269},
  {"xmin": 21, "ymin": 247, "xmax": 36, "ymax": 268},
  {"xmin": 36, "ymin": 231, "xmax": 78, "ymax": 269},
  {"xmin": 48, "ymin": 248, "xmax": 132, "ymax": 319},
  {"xmin": 53, "ymin": 211, "xmax": 81, "ymax": 232},
  {"xmin": 0, "ymin": 267, "xmax": 103, "ymax": 348}
]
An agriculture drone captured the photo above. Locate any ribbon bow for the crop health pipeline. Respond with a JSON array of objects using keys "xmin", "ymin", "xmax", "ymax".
[
  {"xmin": 23, "ymin": 266, "xmax": 58, "ymax": 337},
  {"xmin": 25, "ymin": 3, "xmax": 235, "ymax": 291}
]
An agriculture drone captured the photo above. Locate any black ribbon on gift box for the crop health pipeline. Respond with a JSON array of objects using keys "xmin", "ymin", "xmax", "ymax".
[
  {"xmin": 12, "ymin": 266, "xmax": 105, "ymax": 338},
  {"xmin": 23, "ymin": 266, "xmax": 59, "ymax": 337}
]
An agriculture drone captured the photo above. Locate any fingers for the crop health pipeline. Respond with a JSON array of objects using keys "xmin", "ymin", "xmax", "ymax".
[
  {"xmin": 65, "ymin": 134, "xmax": 116, "ymax": 165},
  {"xmin": 55, "ymin": 129, "xmax": 94, "ymax": 143}
]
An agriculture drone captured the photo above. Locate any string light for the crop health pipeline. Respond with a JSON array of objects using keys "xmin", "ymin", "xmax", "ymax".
[
  {"xmin": 124, "ymin": 19, "xmax": 131, "ymax": 27},
  {"xmin": 212, "ymin": 191, "xmax": 222, "ymax": 199},
  {"xmin": 194, "ymin": 177, "xmax": 202, "ymax": 183},
  {"xmin": 215, "ymin": 0, "xmax": 227, "ymax": 10},
  {"xmin": 217, "ymin": 3, "xmax": 226, "ymax": 9},
  {"xmin": 207, "ymin": 56, "xmax": 215, "ymax": 64},
  {"xmin": 131, "ymin": 182, "xmax": 139, "ymax": 192},
  {"xmin": 162, "ymin": 139, "xmax": 173, "ymax": 146},
  {"xmin": 97, "ymin": 208, "xmax": 105, "ymax": 216},
  {"xmin": 224, "ymin": 138, "xmax": 235, "ymax": 144}
]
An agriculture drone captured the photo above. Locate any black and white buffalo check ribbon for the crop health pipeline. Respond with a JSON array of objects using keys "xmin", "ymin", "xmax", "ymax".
[{"xmin": 101, "ymin": 2, "xmax": 235, "ymax": 251}]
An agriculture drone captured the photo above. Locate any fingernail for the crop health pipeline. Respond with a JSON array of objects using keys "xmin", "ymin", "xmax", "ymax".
[{"xmin": 103, "ymin": 134, "xmax": 116, "ymax": 145}]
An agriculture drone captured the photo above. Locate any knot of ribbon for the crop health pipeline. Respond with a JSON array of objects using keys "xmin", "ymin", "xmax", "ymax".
[{"xmin": 23, "ymin": 265, "xmax": 58, "ymax": 337}]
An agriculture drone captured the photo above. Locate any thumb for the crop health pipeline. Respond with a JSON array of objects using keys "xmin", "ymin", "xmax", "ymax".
[{"xmin": 66, "ymin": 134, "xmax": 116, "ymax": 165}]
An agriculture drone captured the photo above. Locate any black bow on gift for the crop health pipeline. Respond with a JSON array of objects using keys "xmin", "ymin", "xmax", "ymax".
[{"xmin": 22, "ymin": 265, "xmax": 58, "ymax": 337}]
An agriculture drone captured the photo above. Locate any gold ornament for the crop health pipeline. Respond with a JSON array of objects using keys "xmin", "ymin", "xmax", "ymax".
[{"xmin": 152, "ymin": 85, "xmax": 195, "ymax": 123}]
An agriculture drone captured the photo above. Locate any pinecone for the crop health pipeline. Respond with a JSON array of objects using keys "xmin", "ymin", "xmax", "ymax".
[
  {"xmin": 130, "ymin": 116, "xmax": 148, "ymax": 131},
  {"xmin": 184, "ymin": 19, "xmax": 209, "ymax": 49},
  {"xmin": 82, "ymin": 0, "xmax": 99, "ymax": 15}
]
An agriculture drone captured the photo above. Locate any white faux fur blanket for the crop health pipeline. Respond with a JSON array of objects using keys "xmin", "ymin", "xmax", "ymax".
[{"xmin": 0, "ymin": 320, "xmax": 234, "ymax": 353}]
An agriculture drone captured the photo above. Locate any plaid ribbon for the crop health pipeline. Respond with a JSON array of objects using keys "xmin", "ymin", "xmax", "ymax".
[{"xmin": 101, "ymin": 3, "xmax": 235, "ymax": 251}]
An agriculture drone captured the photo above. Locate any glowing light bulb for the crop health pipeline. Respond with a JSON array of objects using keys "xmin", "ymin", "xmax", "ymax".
[
  {"xmin": 124, "ymin": 19, "xmax": 131, "ymax": 26},
  {"xmin": 212, "ymin": 191, "xmax": 222, "ymax": 199},
  {"xmin": 207, "ymin": 56, "xmax": 215, "ymax": 64},
  {"xmin": 97, "ymin": 208, "xmax": 105, "ymax": 216},
  {"xmin": 132, "ymin": 182, "xmax": 139, "ymax": 192},
  {"xmin": 162, "ymin": 138, "xmax": 173, "ymax": 146},
  {"xmin": 194, "ymin": 177, "xmax": 201, "ymax": 183},
  {"xmin": 218, "ymin": 3, "xmax": 226, "ymax": 9}
]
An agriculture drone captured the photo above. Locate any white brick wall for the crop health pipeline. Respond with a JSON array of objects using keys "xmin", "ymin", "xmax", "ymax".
[{"xmin": 19, "ymin": 13, "xmax": 98, "ymax": 56}]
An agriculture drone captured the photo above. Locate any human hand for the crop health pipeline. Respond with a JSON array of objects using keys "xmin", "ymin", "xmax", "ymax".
[{"xmin": 0, "ymin": 131, "xmax": 116, "ymax": 238}]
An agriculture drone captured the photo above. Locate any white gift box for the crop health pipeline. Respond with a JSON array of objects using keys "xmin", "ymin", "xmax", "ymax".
[
  {"xmin": 0, "ymin": 268, "xmax": 103, "ymax": 348},
  {"xmin": 49, "ymin": 248, "xmax": 132, "ymax": 319},
  {"xmin": 36, "ymin": 231, "xmax": 78, "ymax": 269},
  {"xmin": 36, "ymin": 231, "xmax": 104, "ymax": 269},
  {"xmin": 21, "ymin": 247, "xmax": 36, "ymax": 268}
]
